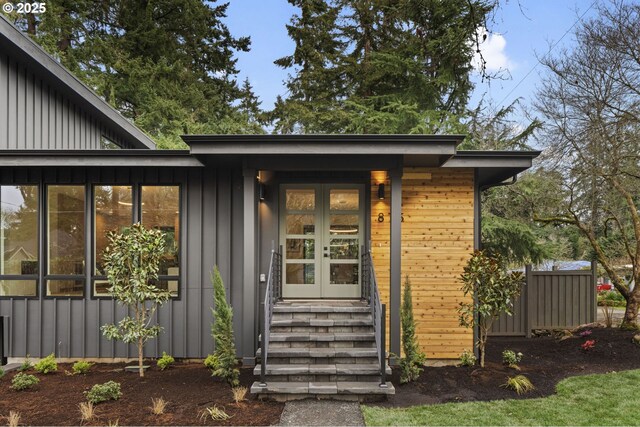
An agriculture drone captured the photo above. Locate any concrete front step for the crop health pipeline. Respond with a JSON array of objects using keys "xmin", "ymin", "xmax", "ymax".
[
  {"xmin": 273, "ymin": 305, "xmax": 370, "ymax": 314},
  {"xmin": 261, "ymin": 332, "xmax": 375, "ymax": 342},
  {"xmin": 257, "ymin": 347, "xmax": 378, "ymax": 359},
  {"xmin": 250, "ymin": 381, "xmax": 395, "ymax": 396},
  {"xmin": 271, "ymin": 318, "xmax": 373, "ymax": 328},
  {"xmin": 253, "ymin": 363, "xmax": 392, "ymax": 376}
]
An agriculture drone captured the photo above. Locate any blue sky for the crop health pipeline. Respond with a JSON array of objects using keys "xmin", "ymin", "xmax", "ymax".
[{"xmin": 225, "ymin": 0, "xmax": 598, "ymax": 120}]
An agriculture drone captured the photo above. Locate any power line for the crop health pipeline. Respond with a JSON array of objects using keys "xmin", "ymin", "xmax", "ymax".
[{"xmin": 494, "ymin": 1, "xmax": 597, "ymax": 111}]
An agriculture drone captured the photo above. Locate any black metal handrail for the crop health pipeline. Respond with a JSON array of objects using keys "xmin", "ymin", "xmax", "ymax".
[
  {"xmin": 259, "ymin": 247, "xmax": 281, "ymax": 386},
  {"xmin": 361, "ymin": 247, "xmax": 387, "ymax": 387}
]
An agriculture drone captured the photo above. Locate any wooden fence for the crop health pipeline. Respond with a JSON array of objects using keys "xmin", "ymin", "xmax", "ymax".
[{"xmin": 490, "ymin": 262, "xmax": 597, "ymax": 337}]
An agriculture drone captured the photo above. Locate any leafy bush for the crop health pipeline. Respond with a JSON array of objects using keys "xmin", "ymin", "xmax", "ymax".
[
  {"xmin": 18, "ymin": 355, "xmax": 32, "ymax": 372},
  {"xmin": 85, "ymin": 381, "xmax": 122, "ymax": 404},
  {"xmin": 204, "ymin": 354, "xmax": 216, "ymax": 369},
  {"xmin": 11, "ymin": 373, "xmax": 39, "ymax": 390},
  {"xmin": 458, "ymin": 250, "xmax": 524, "ymax": 367},
  {"xmin": 0, "ymin": 367, "xmax": 4, "ymax": 378},
  {"xmin": 459, "ymin": 349, "xmax": 477, "ymax": 367},
  {"xmin": 501, "ymin": 375, "xmax": 535, "ymax": 395},
  {"xmin": 157, "ymin": 352, "xmax": 175, "ymax": 370},
  {"xmin": 502, "ymin": 350, "xmax": 523, "ymax": 367},
  {"xmin": 101, "ymin": 223, "xmax": 172, "ymax": 377},
  {"xmin": 597, "ymin": 290, "xmax": 625, "ymax": 307},
  {"xmin": 209, "ymin": 266, "xmax": 239, "ymax": 386},
  {"xmin": 399, "ymin": 276, "xmax": 426, "ymax": 383},
  {"xmin": 581, "ymin": 339, "xmax": 596, "ymax": 351},
  {"xmin": 34, "ymin": 353, "xmax": 57, "ymax": 374},
  {"xmin": 72, "ymin": 360, "xmax": 94, "ymax": 375}
]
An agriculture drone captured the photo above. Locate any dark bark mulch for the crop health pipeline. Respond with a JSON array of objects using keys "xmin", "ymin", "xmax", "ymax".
[
  {"xmin": 0, "ymin": 362, "xmax": 283, "ymax": 426},
  {"xmin": 378, "ymin": 327, "xmax": 640, "ymax": 408}
]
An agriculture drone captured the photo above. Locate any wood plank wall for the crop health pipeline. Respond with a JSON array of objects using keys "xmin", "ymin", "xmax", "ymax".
[{"xmin": 370, "ymin": 168, "xmax": 474, "ymax": 360}]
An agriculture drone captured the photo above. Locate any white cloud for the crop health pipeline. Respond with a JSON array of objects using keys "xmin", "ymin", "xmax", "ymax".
[{"xmin": 472, "ymin": 27, "xmax": 515, "ymax": 73}]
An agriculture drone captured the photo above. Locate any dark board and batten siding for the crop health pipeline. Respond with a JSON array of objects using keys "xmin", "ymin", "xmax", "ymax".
[
  {"xmin": 0, "ymin": 52, "xmax": 131, "ymax": 150},
  {"xmin": 0, "ymin": 166, "xmax": 246, "ymax": 359}
]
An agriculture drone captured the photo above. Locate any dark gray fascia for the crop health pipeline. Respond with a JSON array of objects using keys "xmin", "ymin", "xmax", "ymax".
[
  {"xmin": 0, "ymin": 150, "xmax": 202, "ymax": 167},
  {"xmin": 0, "ymin": 15, "xmax": 156, "ymax": 150}
]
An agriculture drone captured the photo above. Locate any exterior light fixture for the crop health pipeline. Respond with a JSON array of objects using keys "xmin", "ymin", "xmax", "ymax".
[
  {"xmin": 377, "ymin": 183, "xmax": 385, "ymax": 200},
  {"xmin": 259, "ymin": 183, "xmax": 266, "ymax": 201}
]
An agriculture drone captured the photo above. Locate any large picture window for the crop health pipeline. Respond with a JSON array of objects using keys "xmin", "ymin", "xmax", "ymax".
[
  {"xmin": 141, "ymin": 186, "xmax": 180, "ymax": 297},
  {"xmin": 93, "ymin": 185, "xmax": 133, "ymax": 296},
  {"xmin": 47, "ymin": 185, "xmax": 85, "ymax": 297},
  {"xmin": 0, "ymin": 185, "xmax": 38, "ymax": 297}
]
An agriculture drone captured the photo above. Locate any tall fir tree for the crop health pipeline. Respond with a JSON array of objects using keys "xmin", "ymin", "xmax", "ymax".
[{"xmin": 210, "ymin": 266, "xmax": 239, "ymax": 386}]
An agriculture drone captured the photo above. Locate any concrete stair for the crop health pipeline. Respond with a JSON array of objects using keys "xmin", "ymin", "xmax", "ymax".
[{"xmin": 251, "ymin": 301, "xmax": 394, "ymax": 401}]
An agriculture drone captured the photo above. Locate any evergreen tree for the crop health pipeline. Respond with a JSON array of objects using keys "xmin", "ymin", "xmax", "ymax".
[
  {"xmin": 4, "ymin": 0, "xmax": 263, "ymax": 147},
  {"xmin": 399, "ymin": 276, "xmax": 426, "ymax": 383},
  {"xmin": 210, "ymin": 266, "xmax": 239, "ymax": 386}
]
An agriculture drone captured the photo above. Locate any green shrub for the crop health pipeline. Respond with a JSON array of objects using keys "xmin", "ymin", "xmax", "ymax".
[
  {"xmin": 399, "ymin": 276, "xmax": 427, "ymax": 383},
  {"xmin": 598, "ymin": 290, "xmax": 626, "ymax": 307},
  {"xmin": 18, "ymin": 355, "xmax": 32, "ymax": 372},
  {"xmin": 459, "ymin": 349, "xmax": 477, "ymax": 367},
  {"xmin": 34, "ymin": 353, "xmax": 58, "ymax": 374},
  {"xmin": 11, "ymin": 373, "xmax": 39, "ymax": 391},
  {"xmin": 157, "ymin": 352, "xmax": 175, "ymax": 370},
  {"xmin": 502, "ymin": 350, "xmax": 523, "ymax": 367},
  {"xmin": 0, "ymin": 367, "xmax": 4, "ymax": 378},
  {"xmin": 209, "ymin": 266, "xmax": 239, "ymax": 386},
  {"xmin": 204, "ymin": 354, "xmax": 216, "ymax": 369},
  {"xmin": 72, "ymin": 360, "xmax": 94, "ymax": 375},
  {"xmin": 85, "ymin": 381, "xmax": 122, "ymax": 404}
]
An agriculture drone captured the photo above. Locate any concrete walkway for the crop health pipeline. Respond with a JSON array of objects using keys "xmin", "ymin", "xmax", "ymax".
[{"xmin": 279, "ymin": 400, "xmax": 365, "ymax": 426}]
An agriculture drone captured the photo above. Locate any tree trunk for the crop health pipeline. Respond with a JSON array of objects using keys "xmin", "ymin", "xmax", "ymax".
[
  {"xmin": 479, "ymin": 328, "xmax": 486, "ymax": 368},
  {"xmin": 138, "ymin": 337, "xmax": 144, "ymax": 377},
  {"xmin": 621, "ymin": 286, "xmax": 639, "ymax": 330}
]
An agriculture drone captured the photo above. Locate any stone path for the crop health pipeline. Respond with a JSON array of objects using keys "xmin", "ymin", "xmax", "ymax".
[{"xmin": 279, "ymin": 400, "xmax": 365, "ymax": 426}]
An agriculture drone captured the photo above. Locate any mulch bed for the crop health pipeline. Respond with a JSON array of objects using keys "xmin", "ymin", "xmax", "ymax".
[
  {"xmin": 0, "ymin": 362, "xmax": 283, "ymax": 426},
  {"xmin": 377, "ymin": 327, "xmax": 640, "ymax": 408}
]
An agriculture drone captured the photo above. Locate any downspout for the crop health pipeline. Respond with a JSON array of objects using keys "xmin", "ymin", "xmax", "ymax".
[{"xmin": 473, "ymin": 173, "xmax": 519, "ymax": 360}]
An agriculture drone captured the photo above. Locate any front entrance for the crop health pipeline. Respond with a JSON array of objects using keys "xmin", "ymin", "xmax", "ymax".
[{"xmin": 280, "ymin": 184, "xmax": 364, "ymax": 298}]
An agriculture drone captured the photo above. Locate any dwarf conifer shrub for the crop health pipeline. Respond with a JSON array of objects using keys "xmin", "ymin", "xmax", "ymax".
[
  {"xmin": 399, "ymin": 276, "xmax": 427, "ymax": 383},
  {"xmin": 11, "ymin": 373, "xmax": 39, "ymax": 390},
  {"xmin": 85, "ymin": 381, "xmax": 122, "ymax": 404},
  {"xmin": 209, "ymin": 266, "xmax": 239, "ymax": 386},
  {"xmin": 34, "ymin": 353, "xmax": 57, "ymax": 374}
]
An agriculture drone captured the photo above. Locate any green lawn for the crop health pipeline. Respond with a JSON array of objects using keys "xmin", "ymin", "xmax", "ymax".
[{"xmin": 362, "ymin": 369, "xmax": 640, "ymax": 426}]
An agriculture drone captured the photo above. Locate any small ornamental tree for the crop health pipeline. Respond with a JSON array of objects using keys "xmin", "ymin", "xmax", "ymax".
[
  {"xmin": 101, "ymin": 223, "xmax": 171, "ymax": 377},
  {"xmin": 458, "ymin": 250, "xmax": 524, "ymax": 367},
  {"xmin": 400, "ymin": 276, "xmax": 427, "ymax": 383},
  {"xmin": 209, "ymin": 266, "xmax": 239, "ymax": 386}
]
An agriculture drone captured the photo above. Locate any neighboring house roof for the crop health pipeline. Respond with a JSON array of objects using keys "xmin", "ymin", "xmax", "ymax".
[
  {"xmin": 0, "ymin": 14, "xmax": 155, "ymax": 150},
  {"xmin": 3, "ymin": 246, "xmax": 34, "ymax": 261}
]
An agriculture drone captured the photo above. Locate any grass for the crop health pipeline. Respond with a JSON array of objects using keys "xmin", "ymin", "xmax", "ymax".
[{"xmin": 362, "ymin": 369, "xmax": 640, "ymax": 426}]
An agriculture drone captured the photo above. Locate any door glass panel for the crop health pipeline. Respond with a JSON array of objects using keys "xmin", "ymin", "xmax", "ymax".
[
  {"xmin": 330, "ymin": 239, "xmax": 359, "ymax": 259},
  {"xmin": 286, "ymin": 189, "xmax": 315, "ymax": 210},
  {"xmin": 330, "ymin": 189, "xmax": 359, "ymax": 210},
  {"xmin": 286, "ymin": 239, "xmax": 315, "ymax": 259},
  {"xmin": 330, "ymin": 264, "xmax": 358, "ymax": 285},
  {"xmin": 286, "ymin": 214, "xmax": 315, "ymax": 235},
  {"xmin": 330, "ymin": 214, "xmax": 359, "ymax": 235},
  {"xmin": 286, "ymin": 263, "xmax": 315, "ymax": 284}
]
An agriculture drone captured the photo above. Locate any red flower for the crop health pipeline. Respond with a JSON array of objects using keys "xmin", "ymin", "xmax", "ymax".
[{"xmin": 581, "ymin": 339, "xmax": 596, "ymax": 351}]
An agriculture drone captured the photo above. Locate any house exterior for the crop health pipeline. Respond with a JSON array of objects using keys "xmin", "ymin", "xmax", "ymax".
[{"xmin": 0, "ymin": 13, "xmax": 539, "ymax": 386}]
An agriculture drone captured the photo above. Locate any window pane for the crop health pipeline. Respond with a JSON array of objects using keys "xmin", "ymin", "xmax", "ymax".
[
  {"xmin": 94, "ymin": 186, "xmax": 132, "ymax": 275},
  {"xmin": 46, "ymin": 279, "xmax": 84, "ymax": 297},
  {"xmin": 141, "ymin": 186, "xmax": 180, "ymax": 276},
  {"xmin": 93, "ymin": 279, "xmax": 111, "ymax": 296},
  {"xmin": 285, "ymin": 189, "xmax": 315, "ymax": 211},
  {"xmin": 0, "ymin": 280, "xmax": 37, "ymax": 296},
  {"xmin": 286, "ymin": 214, "xmax": 315, "ymax": 235},
  {"xmin": 1, "ymin": 185, "xmax": 38, "ymax": 276},
  {"xmin": 286, "ymin": 263, "xmax": 314, "ymax": 285},
  {"xmin": 330, "ymin": 189, "xmax": 359, "ymax": 210},
  {"xmin": 286, "ymin": 238, "xmax": 315, "ymax": 259},
  {"xmin": 48, "ymin": 186, "xmax": 85, "ymax": 275},
  {"xmin": 330, "ymin": 264, "xmax": 359, "ymax": 285},
  {"xmin": 330, "ymin": 239, "xmax": 359, "ymax": 259},
  {"xmin": 156, "ymin": 279, "xmax": 179, "ymax": 298},
  {"xmin": 330, "ymin": 214, "xmax": 359, "ymax": 235}
]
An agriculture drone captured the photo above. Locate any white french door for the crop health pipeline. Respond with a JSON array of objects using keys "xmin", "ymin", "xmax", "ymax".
[{"xmin": 280, "ymin": 184, "xmax": 364, "ymax": 298}]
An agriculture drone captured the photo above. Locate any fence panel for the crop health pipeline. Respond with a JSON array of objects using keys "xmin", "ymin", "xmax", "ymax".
[{"xmin": 489, "ymin": 262, "xmax": 597, "ymax": 337}]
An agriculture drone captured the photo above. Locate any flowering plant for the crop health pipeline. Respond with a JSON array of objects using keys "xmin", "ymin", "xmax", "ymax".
[
  {"xmin": 579, "ymin": 330, "xmax": 592, "ymax": 337},
  {"xmin": 581, "ymin": 339, "xmax": 596, "ymax": 351}
]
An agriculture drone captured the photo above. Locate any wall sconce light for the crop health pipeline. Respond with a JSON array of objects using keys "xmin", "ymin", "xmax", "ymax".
[
  {"xmin": 377, "ymin": 183, "xmax": 385, "ymax": 200},
  {"xmin": 259, "ymin": 183, "xmax": 266, "ymax": 201}
]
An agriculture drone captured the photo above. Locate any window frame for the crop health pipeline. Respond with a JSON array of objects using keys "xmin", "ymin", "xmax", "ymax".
[{"xmin": 0, "ymin": 184, "xmax": 40, "ymax": 299}]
